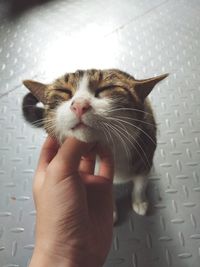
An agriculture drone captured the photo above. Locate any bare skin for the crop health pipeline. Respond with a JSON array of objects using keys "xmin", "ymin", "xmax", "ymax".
[{"xmin": 29, "ymin": 136, "xmax": 114, "ymax": 267}]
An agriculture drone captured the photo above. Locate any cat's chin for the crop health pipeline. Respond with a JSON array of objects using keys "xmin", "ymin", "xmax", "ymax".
[{"xmin": 59, "ymin": 127, "xmax": 101, "ymax": 143}]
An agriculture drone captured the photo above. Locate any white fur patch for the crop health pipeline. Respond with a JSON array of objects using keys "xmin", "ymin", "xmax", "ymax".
[
  {"xmin": 131, "ymin": 175, "xmax": 149, "ymax": 215},
  {"xmin": 55, "ymin": 75, "xmax": 112, "ymax": 143},
  {"xmin": 78, "ymin": 74, "xmax": 89, "ymax": 93}
]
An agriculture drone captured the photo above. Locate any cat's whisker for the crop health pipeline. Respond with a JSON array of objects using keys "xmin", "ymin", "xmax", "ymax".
[
  {"xmin": 94, "ymin": 115, "xmax": 149, "ymax": 166},
  {"xmin": 101, "ymin": 122, "xmax": 117, "ymax": 162},
  {"xmin": 43, "ymin": 117, "xmax": 56, "ymax": 123},
  {"xmin": 31, "ymin": 119, "xmax": 55, "ymax": 128},
  {"xmin": 114, "ymin": 115, "xmax": 156, "ymax": 127},
  {"xmin": 100, "ymin": 122, "xmax": 118, "ymax": 163},
  {"xmin": 103, "ymin": 123, "xmax": 127, "ymax": 160},
  {"xmin": 102, "ymin": 122, "xmax": 118, "ymax": 141},
  {"xmin": 108, "ymin": 123, "xmax": 131, "ymax": 162},
  {"xmin": 99, "ymin": 123, "xmax": 110, "ymax": 144},
  {"xmin": 43, "ymin": 124, "xmax": 54, "ymax": 130},
  {"xmin": 109, "ymin": 120, "xmax": 151, "ymax": 168},
  {"xmin": 31, "ymin": 118, "xmax": 44, "ymax": 123},
  {"xmin": 103, "ymin": 122, "xmax": 131, "ymax": 162},
  {"xmin": 108, "ymin": 120, "xmax": 149, "ymax": 167},
  {"xmin": 44, "ymin": 124, "xmax": 57, "ymax": 137},
  {"xmin": 106, "ymin": 107, "xmax": 154, "ymax": 117},
  {"xmin": 43, "ymin": 120, "xmax": 56, "ymax": 127},
  {"xmin": 107, "ymin": 117, "xmax": 156, "ymax": 146},
  {"xmin": 33, "ymin": 119, "xmax": 45, "ymax": 123},
  {"xmin": 30, "ymin": 117, "xmax": 55, "ymax": 125},
  {"xmin": 31, "ymin": 121, "xmax": 45, "ymax": 127}
]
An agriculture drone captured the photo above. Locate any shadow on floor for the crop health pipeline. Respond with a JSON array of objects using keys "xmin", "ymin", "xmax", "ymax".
[{"xmin": 7, "ymin": 0, "xmax": 55, "ymax": 18}]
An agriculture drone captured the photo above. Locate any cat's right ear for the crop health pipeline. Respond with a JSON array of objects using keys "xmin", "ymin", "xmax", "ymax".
[
  {"xmin": 23, "ymin": 80, "xmax": 48, "ymax": 104},
  {"xmin": 133, "ymin": 73, "xmax": 169, "ymax": 101}
]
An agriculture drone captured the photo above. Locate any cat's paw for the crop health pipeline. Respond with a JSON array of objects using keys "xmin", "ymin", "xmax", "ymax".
[{"xmin": 132, "ymin": 201, "xmax": 148, "ymax": 216}]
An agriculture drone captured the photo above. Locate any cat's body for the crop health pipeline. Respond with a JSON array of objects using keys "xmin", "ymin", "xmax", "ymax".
[{"xmin": 22, "ymin": 69, "xmax": 167, "ymax": 221}]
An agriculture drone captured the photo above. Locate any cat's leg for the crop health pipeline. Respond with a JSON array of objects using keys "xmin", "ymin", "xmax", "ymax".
[
  {"xmin": 112, "ymin": 185, "xmax": 118, "ymax": 223},
  {"xmin": 113, "ymin": 197, "xmax": 118, "ymax": 224},
  {"xmin": 132, "ymin": 175, "xmax": 148, "ymax": 215}
]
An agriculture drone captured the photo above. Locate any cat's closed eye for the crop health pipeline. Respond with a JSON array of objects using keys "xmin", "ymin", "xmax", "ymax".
[
  {"xmin": 47, "ymin": 95, "xmax": 64, "ymax": 109},
  {"xmin": 95, "ymin": 85, "xmax": 114, "ymax": 97},
  {"xmin": 47, "ymin": 89, "xmax": 72, "ymax": 109},
  {"xmin": 54, "ymin": 88, "xmax": 72, "ymax": 98}
]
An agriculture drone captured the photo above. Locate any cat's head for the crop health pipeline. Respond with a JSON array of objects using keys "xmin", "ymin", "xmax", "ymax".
[{"xmin": 23, "ymin": 69, "xmax": 168, "ymax": 143}]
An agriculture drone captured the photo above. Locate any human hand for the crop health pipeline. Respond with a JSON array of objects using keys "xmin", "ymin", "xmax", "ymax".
[{"xmin": 29, "ymin": 136, "xmax": 114, "ymax": 267}]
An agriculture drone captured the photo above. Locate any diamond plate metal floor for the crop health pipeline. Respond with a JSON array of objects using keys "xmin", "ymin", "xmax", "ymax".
[{"xmin": 0, "ymin": 0, "xmax": 200, "ymax": 266}]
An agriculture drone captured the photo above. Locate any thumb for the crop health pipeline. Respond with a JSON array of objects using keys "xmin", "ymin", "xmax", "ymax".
[{"xmin": 47, "ymin": 137, "xmax": 94, "ymax": 184}]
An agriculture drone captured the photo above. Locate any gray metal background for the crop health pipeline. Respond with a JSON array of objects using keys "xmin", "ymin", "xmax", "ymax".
[{"xmin": 0, "ymin": 0, "xmax": 200, "ymax": 266}]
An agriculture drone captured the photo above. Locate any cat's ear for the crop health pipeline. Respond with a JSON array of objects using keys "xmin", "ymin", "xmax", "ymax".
[
  {"xmin": 134, "ymin": 73, "xmax": 169, "ymax": 101},
  {"xmin": 23, "ymin": 80, "xmax": 48, "ymax": 104}
]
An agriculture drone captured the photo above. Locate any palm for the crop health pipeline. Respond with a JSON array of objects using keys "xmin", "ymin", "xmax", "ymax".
[{"xmin": 84, "ymin": 174, "xmax": 113, "ymax": 262}]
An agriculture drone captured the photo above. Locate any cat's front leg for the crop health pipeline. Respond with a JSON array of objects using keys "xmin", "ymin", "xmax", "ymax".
[
  {"xmin": 113, "ymin": 197, "xmax": 118, "ymax": 224},
  {"xmin": 132, "ymin": 175, "xmax": 149, "ymax": 216}
]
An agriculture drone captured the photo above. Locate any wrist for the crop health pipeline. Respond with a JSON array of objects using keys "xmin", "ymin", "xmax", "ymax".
[
  {"xmin": 29, "ymin": 249, "xmax": 74, "ymax": 267},
  {"xmin": 29, "ymin": 246, "xmax": 103, "ymax": 267}
]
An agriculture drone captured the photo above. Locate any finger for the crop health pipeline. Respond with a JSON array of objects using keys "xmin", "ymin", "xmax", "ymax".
[
  {"xmin": 97, "ymin": 144, "xmax": 114, "ymax": 181},
  {"xmin": 36, "ymin": 136, "xmax": 60, "ymax": 173},
  {"xmin": 48, "ymin": 137, "xmax": 94, "ymax": 183},
  {"xmin": 79, "ymin": 150, "xmax": 96, "ymax": 174},
  {"xmin": 34, "ymin": 136, "xmax": 60, "ymax": 196}
]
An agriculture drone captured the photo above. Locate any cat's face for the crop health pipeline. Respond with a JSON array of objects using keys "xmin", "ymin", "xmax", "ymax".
[
  {"xmin": 23, "ymin": 69, "xmax": 167, "ymax": 143},
  {"xmin": 50, "ymin": 73, "xmax": 113, "ymax": 143}
]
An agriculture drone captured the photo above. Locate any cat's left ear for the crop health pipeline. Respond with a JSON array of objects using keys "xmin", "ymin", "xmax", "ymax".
[
  {"xmin": 23, "ymin": 80, "xmax": 48, "ymax": 104},
  {"xmin": 134, "ymin": 73, "xmax": 169, "ymax": 101}
]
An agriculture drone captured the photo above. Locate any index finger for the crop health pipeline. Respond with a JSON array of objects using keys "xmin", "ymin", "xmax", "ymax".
[
  {"xmin": 36, "ymin": 136, "xmax": 59, "ymax": 173},
  {"xmin": 79, "ymin": 149, "xmax": 96, "ymax": 174},
  {"xmin": 33, "ymin": 136, "xmax": 59, "ymax": 196}
]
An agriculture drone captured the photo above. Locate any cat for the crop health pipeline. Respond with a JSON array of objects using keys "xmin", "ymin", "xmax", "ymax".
[{"xmin": 22, "ymin": 69, "xmax": 168, "ymax": 222}]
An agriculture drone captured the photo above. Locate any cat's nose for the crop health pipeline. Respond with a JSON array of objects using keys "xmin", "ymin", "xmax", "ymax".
[{"xmin": 70, "ymin": 99, "xmax": 91, "ymax": 117}]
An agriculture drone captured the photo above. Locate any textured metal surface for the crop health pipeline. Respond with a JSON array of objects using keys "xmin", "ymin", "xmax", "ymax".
[{"xmin": 0, "ymin": 0, "xmax": 200, "ymax": 266}]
